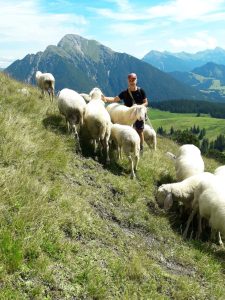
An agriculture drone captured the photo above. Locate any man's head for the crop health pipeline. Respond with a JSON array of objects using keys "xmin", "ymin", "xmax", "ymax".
[{"xmin": 128, "ymin": 73, "xmax": 137, "ymax": 87}]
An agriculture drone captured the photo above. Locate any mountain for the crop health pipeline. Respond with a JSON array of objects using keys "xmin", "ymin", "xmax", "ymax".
[
  {"xmin": 142, "ymin": 47, "xmax": 225, "ymax": 72},
  {"xmin": 169, "ymin": 62, "xmax": 225, "ymax": 101},
  {"xmin": 4, "ymin": 34, "xmax": 209, "ymax": 102},
  {"xmin": 142, "ymin": 50, "xmax": 194, "ymax": 72}
]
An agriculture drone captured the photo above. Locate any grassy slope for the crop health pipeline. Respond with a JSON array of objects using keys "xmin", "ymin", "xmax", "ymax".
[
  {"xmin": 0, "ymin": 73, "xmax": 225, "ymax": 299},
  {"xmin": 150, "ymin": 109, "xmax": 225, "ymax": 140}
]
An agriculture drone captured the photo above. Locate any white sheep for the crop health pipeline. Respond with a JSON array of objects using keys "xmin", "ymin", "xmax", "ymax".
[
  {"xmin": 80, "ymin": 93, "xmax": 91, "ymax": 103},
  {"xmin": 156, "ymin": 172, "xmax": 214, "ymax": 211},
  {"xmin": 58, "ymin": 88, "xmax": 86, "ymax": 147},
  {"xmin": 183, "ymin": 175, "xmax": 225, "ymax": 245},
  {"xmin": 84, "ymin": 87, "xmax": 111, "ymax": 163},
  {"xmin": 143, "ymin": 124, "xmax": 157, "ymax": 150},
  {"xmin": 166, "ymin": 144, "xmax": 204, "ymax": 181},
  {"xmin": 106, "ymin": 103, "xmax": 147, "ymax": 126},
  {"xmin": 35, "ymin": 71, "xmax": 55, "ymax": 102},
  {"xmin": 110, "ymin": 124, "xmax": 140, "ymax": 179},
  {"xmin": 17, "ymin": 87, "xmax": 30, "ymax": 96},
  {"xmin": 214, "ymin": 165, "xmax": 225, "ymax": 181}
]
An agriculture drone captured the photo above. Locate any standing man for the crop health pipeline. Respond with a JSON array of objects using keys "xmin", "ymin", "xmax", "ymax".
[{"xmin": 103, "ymin": 73, "xmax": 148, "ymax": 153}]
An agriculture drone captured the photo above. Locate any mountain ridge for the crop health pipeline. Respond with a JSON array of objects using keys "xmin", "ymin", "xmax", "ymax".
[
  {"xmin": 4, "ymin": 34, "xmax": 209, "ymax": 102},
  {"xmin": 142, "ymin": 47, "xmax": 225, "ymax": 72}
]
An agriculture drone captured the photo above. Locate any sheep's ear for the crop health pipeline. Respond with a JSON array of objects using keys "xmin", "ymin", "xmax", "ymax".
[
  {"xmin": 164, "ymin": 193, "xmax": 173, "ymax": 210},
  {"xmin": 166, "ymin": 152, "xmax": 176, "ymax": 160},
  {"xmin": 131, "ymin": 107, "xmax": 137, "ymax": 118}
]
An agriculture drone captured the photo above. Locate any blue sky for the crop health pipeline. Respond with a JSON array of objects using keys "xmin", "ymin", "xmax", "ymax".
[{"xmin": 1, "ymin": 0, "xmax": 225, "ymax": 68}]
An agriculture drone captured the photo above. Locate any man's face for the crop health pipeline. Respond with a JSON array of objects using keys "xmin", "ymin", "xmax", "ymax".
[{"xmin": 128, "ymin": 77, "xmax": 137, "ymax": 87}]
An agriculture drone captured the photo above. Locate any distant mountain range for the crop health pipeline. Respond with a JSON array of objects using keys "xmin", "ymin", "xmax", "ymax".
[
  {"xmin": 4, "ymin": 34, "xmax": 210, "ymax": 102},
  {"xmin": 169, "ymin": 62, "xmax": 225, "ymax": 101},
  {"xmin": 142, "ymin": 48, "xmax": 225, "ymax": 72}
]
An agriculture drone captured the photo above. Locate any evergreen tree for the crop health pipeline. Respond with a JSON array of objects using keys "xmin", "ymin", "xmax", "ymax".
[
  {"xmin": 170, "ymin": 126, "xmax": 174, "ymax": 135},
  {"xmin": 199, "ymin": 128, "xmax": 206, "ymax": 140},
  {"xmin": 214, "ymin": 134, "xmax": 225, "ymax": 152},
  {"xmin": 201, "ymin": 138, "xmax": 209, "ymax": 154}
]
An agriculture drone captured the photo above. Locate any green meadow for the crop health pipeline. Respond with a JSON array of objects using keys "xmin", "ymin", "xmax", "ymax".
[
  {"xmin": 149, "ymin": 108, "xmax": 225, "ymax": 140},
  {"xmin": 0, "ymin": 72, "xmax": 225, "ymax": 299}
]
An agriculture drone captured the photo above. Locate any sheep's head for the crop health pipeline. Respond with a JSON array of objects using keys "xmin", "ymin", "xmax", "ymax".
[
  {"xmin": 156, "ymin": 185, "xmax": 173, "ymax": 211},
  {"xmin": 35, "ymin": 71, "xmax": 42, "ymax": 80},
  {"xmin": 131, "ymin": 105, "xmax": 147, "ymax": 121},
  {"xmin": 89, "ymin": 87, "xmax": 104, "ymax": 101}
]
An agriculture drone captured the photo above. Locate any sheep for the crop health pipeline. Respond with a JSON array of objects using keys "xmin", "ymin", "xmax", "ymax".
[
  {"xmin": 143, "ymin": 124, "xmax": 157, "ymax": 150},
  {"xmin": 183, "ymin": 175, "xmax": 225, "ymax": 245},
  {"xmin": 35, "ymin": 71, "xmax": 55, "ymax": 102},
  {"xmin": 166, "ymin": 144, "xmax": 204, "ymax": 181},
  {"xmin": 106, "ymin": 103, "xmax": 147, "ymax": 126},
  {"xmin": 110, "ymin": 124, "xmax": 140, "ymax": 179},
  {"xmin": 58, "ymin": 88, "xmax": 86, "ymax": 147},
  {"xmin": 214, "ymin": 165, "xmax": 225, "ymax": 181},
  {"xmin": 156, "ymin": 172, "xmax": 214, "ymax": 211},
  {"xmin": 17, "ymin": 87, "xmax": 30, "ymax": 96},
  {"xmin": 84, "ymin": 87, "xmax": 111, "ymax": 163},
  {"xmin": 80, "ymin": 93, "xmax": 91, "ymax": 103}
]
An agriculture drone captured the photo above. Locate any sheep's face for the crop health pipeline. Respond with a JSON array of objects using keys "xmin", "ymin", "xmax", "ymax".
[
  {"xmin": 136, "ymin": 106, "xmax": 147, "ymax": 121},
  {"xmin": 89, "ymin": 87, "xmax": 103, "ymax": 100},
  {"xmin": 156, "ymin": 185, "xmax": 173, "ymax": 210}
]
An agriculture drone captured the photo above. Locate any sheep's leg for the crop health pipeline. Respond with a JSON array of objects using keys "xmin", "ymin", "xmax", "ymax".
[
  {"xmin": 183, "ymin": 207, "xmax": 197, "ymax": 239},
  {"xmin": 134, "ymin": 155, "xmax": 139, "ymax": 172},
  {"xmin": 128, "ymin": 155, "xmax": 135, "ymax": 179},
  {"xmin": 72, "ymin": 125, "xmax": 81, "ymax": 151},
  {"xmin": 196, "ymin": 214, "xmax": 202, "ymax": 240},
  {"xmin": 49, "ymin": 89, "xmax": 53, "ymax": 102},
  {"xmin": 93, "ymin": 140, "xmax": 97, "ymax": 154},
  {"xmin": 115, "ymin": 145, "xmax": 120, "ymax": 161},
  {"xmin": 66, "ymin": 119, "xmax": 70, "ymax": 133},
  {"xmin": 102, "ymin": 138, "xmax": 110, "ymax": 164},
  {"xmin": 118, "ymin": 146, "xmax": 122, "ymax": 160},
  {"xmin": 50, "ymin": 87, "xmax": 54, "ymax": 102},
  {"xmin": 218, "ymin": 231, "xmax": 224, "ymax": 247}
]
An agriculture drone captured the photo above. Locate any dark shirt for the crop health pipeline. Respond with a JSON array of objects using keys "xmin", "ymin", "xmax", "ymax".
[{"xmin": 118, "ymin": 88, "xmax": 146, "ymax": 107}]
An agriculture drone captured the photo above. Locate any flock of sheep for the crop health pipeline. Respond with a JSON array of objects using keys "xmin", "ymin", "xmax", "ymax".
[
  {"xmin": 35, "ymin": 71, "xmax": 225, "ymax": 247},
  {"xmin": 157, "ymin": 144, "xmax": 225, "ymax": 246},
  {"xmin": 35, "ymin": 71, "xmax": 156, "ymax": 179}
]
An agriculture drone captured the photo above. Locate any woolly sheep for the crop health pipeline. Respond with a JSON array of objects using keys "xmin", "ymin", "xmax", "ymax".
[
  {"xmin": 156, "ymin": 172, "xmax": 214, "ymax": 211},
  {"xmin": 84, "ymin": 87, "xmax": 111, "ymax": 163},
  {"xmin": 17, "ymin": 87, "xmax": 30, "ymax": 96},
  {"xmin": 35, "ymin": 71, "xmax": 55, "ymax": 102},
  {"xmin": 110, "ymin": 124, "xmax": 140, "ymax": 179},
  {"xmin": 214, "ymin": 165, "xmax": 225, "ymax": 181},
  {"xmin": 183, "ymin": 175, "xmax": 225, "ymax": 245},
  {"xmin": 80, "ymin": 93, "xmax": 91, "ymax": 103},
  {"xmin": 58, "ymin": 88, "xmax": 86, "ymax": 147},
  {"xmin": 143, "ymin": 124, "xmax": 157, "ymax": 150},
  {"xmin": 166, "ymin": 144, "xmax": 204, "ymax": 181},
  {"xmin": 106, "ymin": 103, "xmax": 147, "ymax": 126}
]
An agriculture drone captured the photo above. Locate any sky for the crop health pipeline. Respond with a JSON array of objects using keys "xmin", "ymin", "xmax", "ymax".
[{"xmin": 1, "ymin": 0, "xmax": 225, "ymax": 68}]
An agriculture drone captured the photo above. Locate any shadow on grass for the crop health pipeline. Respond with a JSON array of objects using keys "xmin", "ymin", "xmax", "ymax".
[
  {"xmin": 155, "ymin": 172, "xmax": 175, "ymax": 188},
  {"xmin": 42, "ymin": 114, "xmax": 68, "ymax": 135},
  {"xmin": 163, "ymin": 203, "xmax": 225, "ymax": 267}
]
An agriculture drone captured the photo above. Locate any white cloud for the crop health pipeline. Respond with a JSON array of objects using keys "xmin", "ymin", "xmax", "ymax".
[
  {"xmin": 94, "ymin": 0, "xmax": 225, "ymax": 22},
  {"xmin": 146, "ymin": 0, "xmax": 225, "ymax": 22},
  {"xmin": 169, "ymin": 32, "xmax": 218, "ymax": 52},
  {"xmin": 0, "ymin": 0, "xmax": 88, "ymax": 66}
]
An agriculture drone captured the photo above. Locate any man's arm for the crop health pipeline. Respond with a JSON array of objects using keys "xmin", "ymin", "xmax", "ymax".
[
  {"xmin": 142, "ymin": 98, "xmax": 148, "ymax": 107},
  {"xmin": 102, "ymin": 95, "xmax": 120, "ymax": 103}
]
